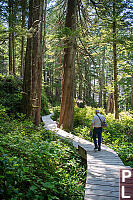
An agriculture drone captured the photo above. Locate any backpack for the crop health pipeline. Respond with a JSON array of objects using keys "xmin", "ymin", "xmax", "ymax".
[{"xmin": 97, "ymin": 114, "xmax": 107, "ymax": 128}]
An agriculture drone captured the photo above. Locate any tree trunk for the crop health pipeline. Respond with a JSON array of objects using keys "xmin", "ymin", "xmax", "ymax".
[
  {"xmin": 22, "ymin": 0, "xmax": 33, "ymax": 116},
  {"xmin": 98, "ymin": 53, "xmax": 106, "ymax": 108},
  {"xmin": 9, "ymin": 32, "xmax": 13, "ymax": 74},
  {"xmin": 113, "ymin": 0, "xmax": 119, "ymax": 119},
  {"xmin": 42, "ymin": 0, "xmax": 47, "ymax": 81},
  {"xmin": 12, "ymin": 2, "xmax": 16, "ymax": 75},
  {"xmin": 84, "ymin": 61, "xmax": 91, "ymax": 105},
  {"xmin": 93, "ymin": 76, "xmax": 96, "ymax": 105},
  {"xmin": 77, "ymin": 52, "xmax": 83, "ymax": 100},
  {"xmin": 106, "ymin": 93, "xmax": 114, "ymax": 114},
  {"xmin": 87, "ymin": 59, "xmax": 91, "ymax": 106},
  {"xmin": 102, "ymin": 48, "xmax": 106, "ymax": 109},
  {"xmin": 20, "ymin": 0, "xmax": 26, "ymax": 77},
  {"xmin": 55, "ymin": 73, "xmax": 61, "ymax": 103},
  {"xmin": 58, "ymin": 0, "xmax": 77, "ymax": 132},
  {"xmin": 32, "ymin": 0, "xmax": 43, "ymax": 126},
  {"xmin": 101, "ymin": 48, "xmax": 106, "ymax": 109},
  {"xmin": 12, "ymin": 31, "xmax": 15, "ymax": 75},
  {"xmin": 99, "ymin": 77, "xmax": 102, "ymax": 107},
  {"xmin": 8, "ymin": 0, "xmax": 13, "ymax": 74}
]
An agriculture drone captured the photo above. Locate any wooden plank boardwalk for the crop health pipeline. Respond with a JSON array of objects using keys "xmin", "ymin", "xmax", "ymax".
[{"xmin": 42, "ymin": 114, "xmax": 126, "ymax": 200}]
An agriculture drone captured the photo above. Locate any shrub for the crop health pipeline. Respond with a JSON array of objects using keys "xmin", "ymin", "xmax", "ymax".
[
  {"xmin": 51, "ymin": 106, "xmax": 61, "ymax": 123},
  {"xmin": 41, "ymin": 89, "xmax": 50, "ymax": 115},
  {"xmin": 0, "ymin": 75, "xmax": 23, "ymax": 115}
]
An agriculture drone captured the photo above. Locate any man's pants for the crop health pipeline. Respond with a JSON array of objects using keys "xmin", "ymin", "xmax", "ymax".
[{"xmin": 93, "ymin": 127, "xmax": 102, "ymax": 148}]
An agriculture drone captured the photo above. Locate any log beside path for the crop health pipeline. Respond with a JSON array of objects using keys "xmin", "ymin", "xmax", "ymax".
[{"xmin": 42, "ymin": 114, "xmax": 126, "ymax": 200}]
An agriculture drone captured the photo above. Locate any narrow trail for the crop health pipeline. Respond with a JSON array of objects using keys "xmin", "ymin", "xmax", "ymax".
[{"xmin": 42, "ymin": 114, "xmax": 126, "ymax": 200}]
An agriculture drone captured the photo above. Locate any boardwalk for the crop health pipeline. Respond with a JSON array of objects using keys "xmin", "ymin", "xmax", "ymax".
[{"xmin": 42, "ymin": 114, "xmax": 126, "ymax": 200}]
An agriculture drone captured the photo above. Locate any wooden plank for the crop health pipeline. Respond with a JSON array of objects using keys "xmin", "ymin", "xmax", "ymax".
[{"xmin": 78, "ymin": 145, "xmax": 87, "ymax": 160}]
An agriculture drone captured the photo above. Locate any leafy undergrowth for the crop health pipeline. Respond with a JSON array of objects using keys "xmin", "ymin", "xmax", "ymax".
[
  {"xmin": 0, "ymin": 105, "xmax": 86, "ymax": 200},
  {"xmin": 52, "ymin": 106, "xmax": 133, "ymax": 168}
]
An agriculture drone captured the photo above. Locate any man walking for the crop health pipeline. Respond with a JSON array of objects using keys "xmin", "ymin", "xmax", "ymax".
[{"xmin": 90, "ymin": 110, "xmax": 106, "ymax": 151}]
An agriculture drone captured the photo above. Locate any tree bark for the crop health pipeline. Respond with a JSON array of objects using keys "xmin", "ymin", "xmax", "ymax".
[
  {"xmin": 99, "ymin": 75, "xmax": 102, "ymax": 107},
  {"xmin": 12, "ymin": 31, "xmax": 15, "ymax": 75},
  {"xmin": 20, "ymin": 0, "xmax": 26, "ymax": 77},
  {"xmin": 58, "ymin": 0, "xmax": 77, "ymax": 132},
  {"xmin": 113, "ymin": 0, "xmax": 119, "ymax": 119},
  {"xmin": 106, "ymin": 93, "xmax": 114, "ymax": 114},
  {"xmin": 87, "ymin": 60, "xmax": 91, "ymax": 106},
  {"xmin": 93, "ymin": 77, "xmax": 95, "ymax": 105},
  {"xmin": 22, "ymin": 0, "xmax": 33, "ymax": 116},
  {"xmin": 32, "ymin": 0, "xmax": 43, "ymax": 125},
  {"xmin": 12, "ymin": 2, "xmax": 16, "ymax": 75},
  {"xmin": 42, "ymin": 0, "xmax": 47, "ymax": 85},
  {"xmin": 102, "ymin": 53, "xmax": 105, "ymax": 107},
  {"xmin": 102, "ymin": 48, "xmax": 107, "ymax": 109},
  {"xmin": 77, "ymin": 52, "xmax": 83, "ymax": 100},
  {"xmin": 84, "ymin": 60, "xmax": 91, "ymax": 105},
  {"xmin": 8, "ymin": 0, "xmax": 13, "ymax": 74}
]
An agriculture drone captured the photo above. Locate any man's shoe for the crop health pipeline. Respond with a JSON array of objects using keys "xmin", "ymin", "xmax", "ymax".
[
  {"xmin": 98, "ymin": 147, "xmax": 101, "ymax": 151},
  {"xmin": 94, "ymin": 146, "xmax": 98, "ymax": 150}
]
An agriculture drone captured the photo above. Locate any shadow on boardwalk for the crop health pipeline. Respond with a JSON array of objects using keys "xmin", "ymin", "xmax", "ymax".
[{"xmin": 42, "ymin": 114, "xmax": 126, "ymax": 200}]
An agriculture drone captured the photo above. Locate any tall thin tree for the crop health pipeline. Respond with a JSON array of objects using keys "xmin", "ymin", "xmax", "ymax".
[
  {"xmin": 8, "ymin": 0, "xmax": 13, "ymax": 74},
  {"xmin": 113, "ymin": 0, "xmax": 119, "ymax": 119},
  {"xmin": 20, "ymin": 0, "xmax": 26, "ymax": 77}
]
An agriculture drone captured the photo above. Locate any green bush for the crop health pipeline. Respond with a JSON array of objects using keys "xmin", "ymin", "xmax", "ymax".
[
  {"xmin": 0, "ymin": 75, "xmax": 23, "ymax": 115},
  {"xmin": 41, "ymin": 89, "xmax": 50, "ymax": 115},
  {"xmin": 51, "ymin": 106, "xmax": 61, "ymax": 123}
]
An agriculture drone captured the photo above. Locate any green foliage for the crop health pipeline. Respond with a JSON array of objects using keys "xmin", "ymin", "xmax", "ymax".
[
  {"xmin": 0, "ymin": 74, "xmax": 23, "ymax": 115},
  {"xmin": 72, "ymin": 106, "xmax": 133, "ymax": 167},
  {"xmin": 103, "ymin": 112, "xmax": 133, "ymax": 167},
  {"xmin": 74, "ymin": 106, "xmax": 106, "ymax": 127},
  {"xmin": 51, "ymin": 106, "xmax": 61, "ymax": 123},
  {"xmin": 41, "ymin": 89, "xmax": 50, "ymax": 115},
  {"xmin": 0, "ymin": 106, "xmax": 86, "ymax": 200},
  {"xmin": 0, "ymin": 74, "xmax": 51, "ymax": 117}
]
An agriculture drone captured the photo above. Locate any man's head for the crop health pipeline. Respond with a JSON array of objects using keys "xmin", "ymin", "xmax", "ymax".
[{"xmin": 96, "ymin": 110, "xmax": 100, "ymax": 114}]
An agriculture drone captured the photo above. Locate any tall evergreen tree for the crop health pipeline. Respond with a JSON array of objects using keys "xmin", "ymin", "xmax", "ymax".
[
  {"xmin": 58, "ymin": 0, "xmax": 77, "ymax": 131},
  {"xmin": 22, "ymin": 0, "xmax": 43, "ymax": 125},
  {"xmin": 22, "ymin": 0, "xmax": 33, "ymax": 117},
  {"xmin": 8, "ymin": 0, "xmax": 13, "ymax": 74},
  {"xmin": 113, "ymin": 0, "xmax": 119, "ymax": 119}
]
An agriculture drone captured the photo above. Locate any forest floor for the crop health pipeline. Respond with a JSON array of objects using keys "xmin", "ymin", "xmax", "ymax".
[{"xmin": 42, "ymin": 114, "xmax": 127, "ymax": 200}]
